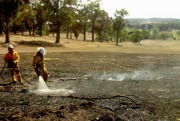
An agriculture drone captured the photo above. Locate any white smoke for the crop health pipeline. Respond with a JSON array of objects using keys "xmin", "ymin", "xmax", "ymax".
[{"xmin": 95, "ymin": 68, "xmax": 169, "ymax": 81}]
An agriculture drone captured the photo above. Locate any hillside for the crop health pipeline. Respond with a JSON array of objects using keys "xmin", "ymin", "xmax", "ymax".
[{"xmin": 126, "ymin": 18, "xmax": 180, "ymax": 24}]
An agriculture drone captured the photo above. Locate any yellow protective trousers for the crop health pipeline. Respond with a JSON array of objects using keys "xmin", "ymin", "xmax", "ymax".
[{"xmin": 9, "ymin": 68, "xmax": 22, "ymax": 83}]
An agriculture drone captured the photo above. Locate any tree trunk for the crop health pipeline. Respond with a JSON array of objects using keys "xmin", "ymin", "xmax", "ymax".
[
  {"xmin": 66, "ymin": 26, "xmax": 69, "ymax": 39},
  {"xmin": 13, "ymin": 25, "xmax": 16, "ymax": 34},
  {"xmin": 52, "ymin": 26, "xmax": 54, "ymax": 37},
  {"xmin": 5, "ymin": 22, "xmax": 10, "ymax": 43},
  {"xmin": 0, "ymin": 30, "xmax": 2, "ymax": 35},
  {"xmin": 29, "ymin": 29, "xmax": 31, "ymax": 36},
  {"xmin": 32, "ymin": 22, "xmax": 35, "ymax": 36},
  {"xmin": 116, "ymin": 30, "xmax": 119, "ymax": 46},
  {"xmin": 55, "ymin": 21, "xmax": 60, "ymax": 43},
  {"xmin": 99, "ymin": 32, "xmax": 102, "ymax": 42},
  {"xmin": 39, "ymin": 25, "xmax": 42, "ymax": 36},
  {"xmin": 21, "ymin": 31, "xmax": 24, "ymax": 35},
  {"xmin": 70, "ymin": 31, "xmax": 72, "ymax": 39},
  {"xmin": 0, "ymin": 18, "xmax": 3, "ymax": 35},
  {"xmin": 83, "ymin": 26, "xmax": 86, "ymax": 41},
  {"xmin": 92, "ymin": 20, "xmax": 95, "ymax": 42},
  {"xmin": 5, "ymin": 28, "xmax": 10, "ymax": 43}
]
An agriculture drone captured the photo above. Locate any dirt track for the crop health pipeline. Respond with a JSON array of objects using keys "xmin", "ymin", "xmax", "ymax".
[{"xmin": 0, "ymin": 34, "xmax": 180, "ymax": 120}]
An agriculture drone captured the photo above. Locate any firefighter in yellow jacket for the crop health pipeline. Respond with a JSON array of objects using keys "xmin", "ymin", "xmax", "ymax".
[
  {"xmin": 33, "ymin": 47, "xmax": 48, "ymax": 81},
  {"xmin": 4, "ymin": 45, "xmax": 22, "ymax": 84}
]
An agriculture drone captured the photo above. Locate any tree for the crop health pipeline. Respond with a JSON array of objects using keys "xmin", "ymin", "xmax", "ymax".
[
  {"xmin": 176, "ymin": 30, "xmax": 180, "ymax": 40},
  {"xmin": 46, "ymin": 0, "xmax": 65, "ymax": 43},
  {"xmin": 78, "ymin": 4, "xmax": 90, "ymax": 41},
  {"xmin": 12, "ymin": 5, "xmax": 36, "ymax": 35},
  {"xmin": 141, "ymin": 29, "xmax": 150, "ymax": 40},
  {"xmin": 130, "ymin": 29, "xmax": 142, "ymax": 44},
  {"xmin": 0, "ymin": 17, "xmax": 3, "ymax": 35},
  {"xmin": 30, "ymin": 0, "xmax": 50, "ymax": 36},
  {"xmin": 0, "ymin": 0, "xmax": 29, "ymax": 43},
  {"xmin": 159, "ymin": 32, "xmax": 173, "ymax": 40},
  {"xmin": 151, "ymin": 25, "xmax": 159, "ymax": 39},
  {"xmin": 47, "ymin": 0, "xmax": 77, "ymax": 43},
  {"xmin": 119, "ymin": 29, "xmax": 127, "ymax": 42},
  {"xmin": 63, "ymin": 0, "xmax": 78, "ymax": 39},
  {"xmin": 87, "ymin": 0, "xmax": 101, "ymax": 42},
  {"xmin": 71, "ymin": 20, "xmax": 81, "ymax": 39},
  {"xmin": 113, "ymin": 9, "xmax": 128, "ymax": 45},
  {"xmin": 95, "ymin": 10, "xmax": 112, "ymax": 42}
]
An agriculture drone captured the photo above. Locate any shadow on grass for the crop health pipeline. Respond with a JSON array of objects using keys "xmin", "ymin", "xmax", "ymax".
[{"xmin": 15, "ymin": 40, "xmax": 64, "ymax": 47}]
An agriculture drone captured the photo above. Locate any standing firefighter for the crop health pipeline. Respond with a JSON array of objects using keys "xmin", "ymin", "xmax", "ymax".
[
  {"xmin": 4, "ymin": 45, "xmax": 23, "ymax": 84},
  {"xmin": 33, "ymin": 47, "xmax": 48, "ymax": 81}
]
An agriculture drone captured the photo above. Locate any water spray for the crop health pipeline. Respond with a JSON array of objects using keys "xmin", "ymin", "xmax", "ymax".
[{"xmin": 29, "ymin": 76, "xmax": 74, "ymax": 96}]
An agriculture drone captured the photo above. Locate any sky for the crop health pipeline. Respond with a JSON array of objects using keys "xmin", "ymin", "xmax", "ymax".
[{"xmin": 82, "ymin": 0, "xmax": 180, "ymax": 19}]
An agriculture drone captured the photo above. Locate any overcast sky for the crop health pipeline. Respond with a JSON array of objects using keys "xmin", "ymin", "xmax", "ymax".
[{"xmin": 82, "ymin": 0, "xmax": 180, "ymax": 18}]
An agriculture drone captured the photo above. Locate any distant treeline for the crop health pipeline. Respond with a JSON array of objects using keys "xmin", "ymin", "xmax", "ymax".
[{"xmin": 126, "ymin": 18, "xmax": 180, "ymax": 31}]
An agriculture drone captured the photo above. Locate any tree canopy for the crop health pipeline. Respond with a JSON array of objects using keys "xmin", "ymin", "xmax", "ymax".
[
  {"xmin": 0, "ymin": 0, "xmax": 29, "ymax": 43},
  {"xmin": 1, "ymin": 0, "xmax": 178, "ymax": 44}
]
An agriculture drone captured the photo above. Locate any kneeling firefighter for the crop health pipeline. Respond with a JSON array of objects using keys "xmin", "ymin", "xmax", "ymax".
[
  {"xmin": 33, "ymin": 47, "xmax": 48, "ymax": 81},
  {"xmin": 4, "ymin": 45, "xmax": 23, "ymax": 84}
]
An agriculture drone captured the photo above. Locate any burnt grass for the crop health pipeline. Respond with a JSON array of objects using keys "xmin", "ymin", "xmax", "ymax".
[{"xmin": 0, "ymin": 52, "xmax": 180, "ymax": 121}]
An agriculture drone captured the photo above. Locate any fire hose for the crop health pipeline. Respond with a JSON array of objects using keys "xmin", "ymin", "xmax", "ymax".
[
  {"xmin": 13, "ymin": 63, "xmax": 33, "ymax": 85},
  {"xmin": 48, "ymin": 95, "xmax": 141, "ymax": 111},
  {"xmin": 0, "ymin": 61, "xmax": 7, "ymax": 80},
  {"xmin": 1, "ymin": 61, "xmax": 33, "ymax": 85}
]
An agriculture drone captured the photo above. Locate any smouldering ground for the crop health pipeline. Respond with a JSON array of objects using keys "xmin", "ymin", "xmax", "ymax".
[{"xmin": 0, "ymin": 34, "xmax": 180, "ymax": 120}]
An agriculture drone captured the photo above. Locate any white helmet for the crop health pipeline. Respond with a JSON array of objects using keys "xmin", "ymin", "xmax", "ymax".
[
  {"xmin": 38, "ymin": 47, "xmax": 46, "ymax": 55},
  {"xmin": 8, "ymin": 45, "xmax": 14, "ymax": 49}
]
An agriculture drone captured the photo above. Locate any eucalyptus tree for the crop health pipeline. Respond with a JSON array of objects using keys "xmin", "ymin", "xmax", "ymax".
[
  {"xmin": 63, "ymin": 0, "xmax": 78, "ymax": 39},
  {"xmin": 12, "ymin": 5, "xmax": 36, "ymax": 35},
  {"xmin": 159, "ymin": 32, "xmax": 173, "ymax": 40},
  {"xmin": 31, "ymin": 0, "xmax": 49, "ymax": 36},
  {"xmin": 130, "ymin": 29, "xmax": 141, "ymax": 44},
  {"xmin": 45, "ymin": 0, "xmax": 64, "ymax": 43},
  {"xmin": 69, "ymin": 7, "xmax": 83, "ymax": 39},
  {"xmin": 71, "ymin": 19, "xmax": 82, "ymax": 39},
  {"xmin": 141, "ymin": 29, "xmax": 150, "ymax": 39},
  {"xmin": 0, "ymin": 0, "xmax": 29, "ymax": 43},
  {"xmin": 95, "ymin": 10, "xmax": 112, "ymax": 42},
  {"xmin": 87, "ymin": 0, "xmax": 101, "ymax": 42},
  {"xmin": 46, "ymin": 0, "xmax": 77, "ymax": 43},
  {"xmin": 151, "ymin": 25, "xmax": 159, "ymax": 39},
  {"xmin": 78, "ymin": 4, "xmax": 90, "ymax": 41},
  {"xmin": 176, "ymin": 30, "xmax": 180, "ymax": 40},
  {"xmin": 113, "ymin": 9, "xmax": 128, "ymax": 45}
]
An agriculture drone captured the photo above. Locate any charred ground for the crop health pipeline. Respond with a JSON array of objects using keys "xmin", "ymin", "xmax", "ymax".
[{"xmin": 0, "ymin": 51, "xmax": 179, "ymax": 121}]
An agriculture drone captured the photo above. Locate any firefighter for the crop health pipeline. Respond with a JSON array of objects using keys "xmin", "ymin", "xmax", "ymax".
[
  {"xmin": 33, "ymin": 47, "xmax": 48, "ymax": 81},
  {"xmin": 4, "ymin": 45, "xmax": 23, "ymax": 84}
]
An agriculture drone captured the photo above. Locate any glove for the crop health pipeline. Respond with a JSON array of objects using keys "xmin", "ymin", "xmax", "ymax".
[
  {"xmin": 34, "ymin": 67, "xmax": 41, "ymax": 76},
  {"xmin": 13, "ymin": 61, "xmax": 17, "ymax": 65}
]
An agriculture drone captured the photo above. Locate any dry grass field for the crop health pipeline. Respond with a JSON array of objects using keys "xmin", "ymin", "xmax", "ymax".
[
  {"xmin": 1, "ymin": 33, "xmax": 180, "ymax": 54},
  {"xmin": 0, "ymin": 34, "xmax": 180, "ymax": 120}
]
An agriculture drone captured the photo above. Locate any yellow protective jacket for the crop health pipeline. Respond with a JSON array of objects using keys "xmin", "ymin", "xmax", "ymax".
[
  {"xmin": 32, "ymin": 52, "xmax": 45, "ymax": 69},
  {"xmin": 4, "ymin": 50, "xmax": 20, "ymax": 68},
  {"xmin": 33, "ymin": 52, "xmax": 48, "ymax": 81}
]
